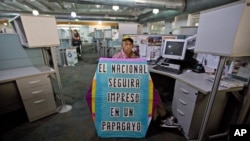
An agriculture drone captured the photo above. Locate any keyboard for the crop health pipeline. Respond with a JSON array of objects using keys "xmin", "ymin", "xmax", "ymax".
[{"xmin": 152, "ymin": 65, "xmax": 181, "ymax": 74}]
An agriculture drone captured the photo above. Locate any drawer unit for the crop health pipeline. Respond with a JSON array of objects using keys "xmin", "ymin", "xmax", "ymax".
[
  {"xmin": 174, "ymin": 94, "xmax": 195, "ymax": 114},
  {"xmin": 174, "ymin": 80, "xmax": 198, "ymax": 102},
  {"xmin": 16, "ymin": 74, "xmax": 57, "ymax": 122},
  {"xmin": 172, "ymin": 80, "xmax": 199, "ymax": 139},
  {"xmin": 175, "ymin": 108, "xmax": 191, "ymax": 137},
  {"xmin": 23, "ymin": 94, "xmax": 56, "ymax": 122},
  {"xmin": 19, "ymin": 84, "xmax": 53, "ymax": 100},
  {"xmin": 172, "ymin": 93, "xmax": 195, "ymax": 138},
  {"xmin": 16, "ymin": 75, "xmax": 50, "ymax": 88}
]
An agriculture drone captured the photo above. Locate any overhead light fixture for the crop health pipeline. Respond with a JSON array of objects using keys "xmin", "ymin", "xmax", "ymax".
[
  {"xmin": 152, "ymin": 9, "xmax": 159, "ymax": 14},
  {"xmin": 96, "ymin": 5, "xmax": 100, "ymax": 8},
  {"xmin": 32, "ymin": 10, "xmax": 39, "ymax": 16},
  {"xmin": 71, "ymin": 11, "xmax": 77, "ymax": 18},
  {"xmin": 112, "ymin": 5, "xmax": 119, "ymax": 11},
  {"xmin": 3, "ymin": 23, "xmax": 8, "ymax": 26},
  {"xmin": 98, "ymin": 21, "xmax": 102, "ymax": 25}
]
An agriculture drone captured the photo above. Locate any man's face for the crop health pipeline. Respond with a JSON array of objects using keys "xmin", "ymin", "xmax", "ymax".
[{"xmin": 122, "ymin": 40, "xmax": 133, "ymax": 54}]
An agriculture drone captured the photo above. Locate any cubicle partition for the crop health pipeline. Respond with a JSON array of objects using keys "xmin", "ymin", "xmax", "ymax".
[
  {"xmin": 0, "ymin": 14, "xmax": 71, "ymax": 122},
  {"xmin": 0, "ymin": 34, "xmax": 58, "ymax": 121},
  {"xmin": 0, "ymin": 34, "xmax": 44, "ymax": 114},
  {"xmin": 0, "ymin": 34, "xmax": 44, "ymax": 70}
]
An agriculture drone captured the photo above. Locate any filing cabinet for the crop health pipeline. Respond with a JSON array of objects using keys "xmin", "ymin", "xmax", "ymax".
[
  {"xmin": 16, "ymin": 74, "xmax": 57, "ymax": 122},
  {"xmin": 172, "ymin": 80, "xmax": 198, "ymax": 139},
  {"xmin": 172, "ymin": 80, "xmax": 228, "ymax": 139}
]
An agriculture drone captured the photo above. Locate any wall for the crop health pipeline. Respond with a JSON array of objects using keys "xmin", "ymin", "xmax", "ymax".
[
  {"xmin": 142, "ymin": 23, "xmax": 148, "ymax": 34},
  {"xmin": 140, "ymin": 13, "xmax": 198, "ymax": 35},
  {"xmin": 149, "ymin": 21, "xmax": 165, "ymax": 34},
  {"xmin": 187, "ymin": 13, "xmax": 200, "ymax": 26},
  {"xmin": 164, "ymin": 20, "xmax": 173, "ymax": 34},
  {"xmin": 137, "ymin": 24, "xmax": 143, "ymax": 34},
  {"xmin": 118, "ymin": 23, "xmax": 138, "ymax": 40},
  {"xmin": 0, "ymin": 22, "xmax": 11, "ymax": 33},
  {"xmin": 79, "ymin": 25, "xmax": 91, "ymax": 43},
  {"xmin": 172, "ymin": 14, "xmax": 189, "ymax": 34}
]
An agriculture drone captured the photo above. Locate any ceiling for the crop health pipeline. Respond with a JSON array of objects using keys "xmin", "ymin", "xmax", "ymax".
[{"xmin": 0, "ymin": 0, "xmax": 240, "ymax": 24}]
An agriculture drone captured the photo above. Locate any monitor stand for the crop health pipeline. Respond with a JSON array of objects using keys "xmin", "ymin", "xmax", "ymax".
[{"xmin": 164, "ymin": 59, "xmax": 182, "ymax": 64}]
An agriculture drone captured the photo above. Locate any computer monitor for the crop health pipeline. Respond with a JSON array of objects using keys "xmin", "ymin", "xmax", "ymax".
[
  {"xmin": 94, "ymin": 30, "xmax": 103, "ymax": 39},
  {"xmin": 103, "ymin": 29, "xmax": 112, "ymax": 39},
  {"xmin": 162, "ymin": 39, "xmax": 187, "ymax": 60}
]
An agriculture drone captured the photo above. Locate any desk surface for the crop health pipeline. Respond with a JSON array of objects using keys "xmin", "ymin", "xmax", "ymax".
[
  {"xmin": 0, "ymin": 65, "xmax": 55, "ymax": 83},
  {"xmin": 149, "ymin": 65, "xmax": 244, "ymax": 94}
]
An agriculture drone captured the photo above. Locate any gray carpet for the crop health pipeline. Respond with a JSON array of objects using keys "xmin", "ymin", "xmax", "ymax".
[{"xmin": 0, "ymin": 45, "xmax": 186, "ymax": 141}]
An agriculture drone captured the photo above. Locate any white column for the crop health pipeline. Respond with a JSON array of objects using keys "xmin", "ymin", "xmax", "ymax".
[{"xmin": 164, "ymin": 20, "xmax": 173, "ymax": 34}]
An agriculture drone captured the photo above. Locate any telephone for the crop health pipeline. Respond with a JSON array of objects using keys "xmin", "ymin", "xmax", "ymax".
[
  {"xmin": 147, "ymin": 56, "xmax": 164, "ymax": 65},
  {"xmin": 192, "ymin": 64, "xmax": 205, "ymax": 73},
  {"xmin": 155, "ymin": 56, "xmax": 165, "ymax": 65}
]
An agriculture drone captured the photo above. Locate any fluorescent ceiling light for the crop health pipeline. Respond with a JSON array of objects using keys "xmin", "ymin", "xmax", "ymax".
[
  {"xmin": 98, "ymin": 21, "xmax": 102, "ymax": 25},
  {"xmin": 32, "ymin": 10, "xmax": 39, "ymax": 16},
  {"xmin": 112, "ymin": 5, "xmax": 119, "ymax": 11},
  {"xmin": 152, "ymin": 9, "xmax": 159, "ymax": 14},
  {"xmin": 3, "ymin": 23, "xmax": 8, "ymax": 26},
  {"xmin": 96, "ymin": 5, "xmax": 100, "ymax": 8},
  {"xmin": 71, "ymin": 11, "xmax": 77, "ymax": 17}
]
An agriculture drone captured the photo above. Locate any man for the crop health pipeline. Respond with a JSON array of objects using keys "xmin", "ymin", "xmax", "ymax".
[
  {"xmin": 112, "ymin": 35, "xmax": 179, "ymax": 128},
  {"xmin": 112, "ymin": 35, "xmax": 137, "ymax": 58}
]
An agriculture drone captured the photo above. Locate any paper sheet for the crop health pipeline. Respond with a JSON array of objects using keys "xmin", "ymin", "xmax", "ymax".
[
  {"xmin": 196, "ymin": 53, "xmax": 206, "ymax": 64},
  {"xmin": 205, "ymin": 54, "xmax": 219, "ymax": 69},
  {"xmin": 139, "ymin": 44, "xmax": 147, "ymax": 57},
  {"xmin": 139, "ymin": 35, "xmax": 148, "ymax": 57}
]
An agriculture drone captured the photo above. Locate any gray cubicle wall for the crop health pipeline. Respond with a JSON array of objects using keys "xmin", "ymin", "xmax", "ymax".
[{"xmin": 0, "ymin": 34, "xmax": 44, "ymax": 70}]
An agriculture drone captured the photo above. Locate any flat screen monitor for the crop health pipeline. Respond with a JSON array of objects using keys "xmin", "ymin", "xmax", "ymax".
[
  {"xmin": 95, "ymin": 30, "xmax": 103, "ymax": 39},
  {"xmin": 162, "ymin": 39, "xmax": 187, "ymax": 60}
]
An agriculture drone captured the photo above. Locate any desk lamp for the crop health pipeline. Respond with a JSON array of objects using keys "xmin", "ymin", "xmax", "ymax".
[{"xmin": 194, "ymin": 0, "xmax": 250, "ymax": 140}]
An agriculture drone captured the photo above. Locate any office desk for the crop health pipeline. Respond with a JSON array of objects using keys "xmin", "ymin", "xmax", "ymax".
[
  {"xmin": 149, "ymin": 65, "xmax": 243, "ymax": 94},
  {"xmin": 149, "ymin": 65, "xmax": 244, "ymax": 140},
  {"xmin": 0, "ymin": 65, "xmax": 57, "ymax": 122},
  {"xmin": 0, "ymin": 66, "xmax": 55, "ymax": 83}
]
